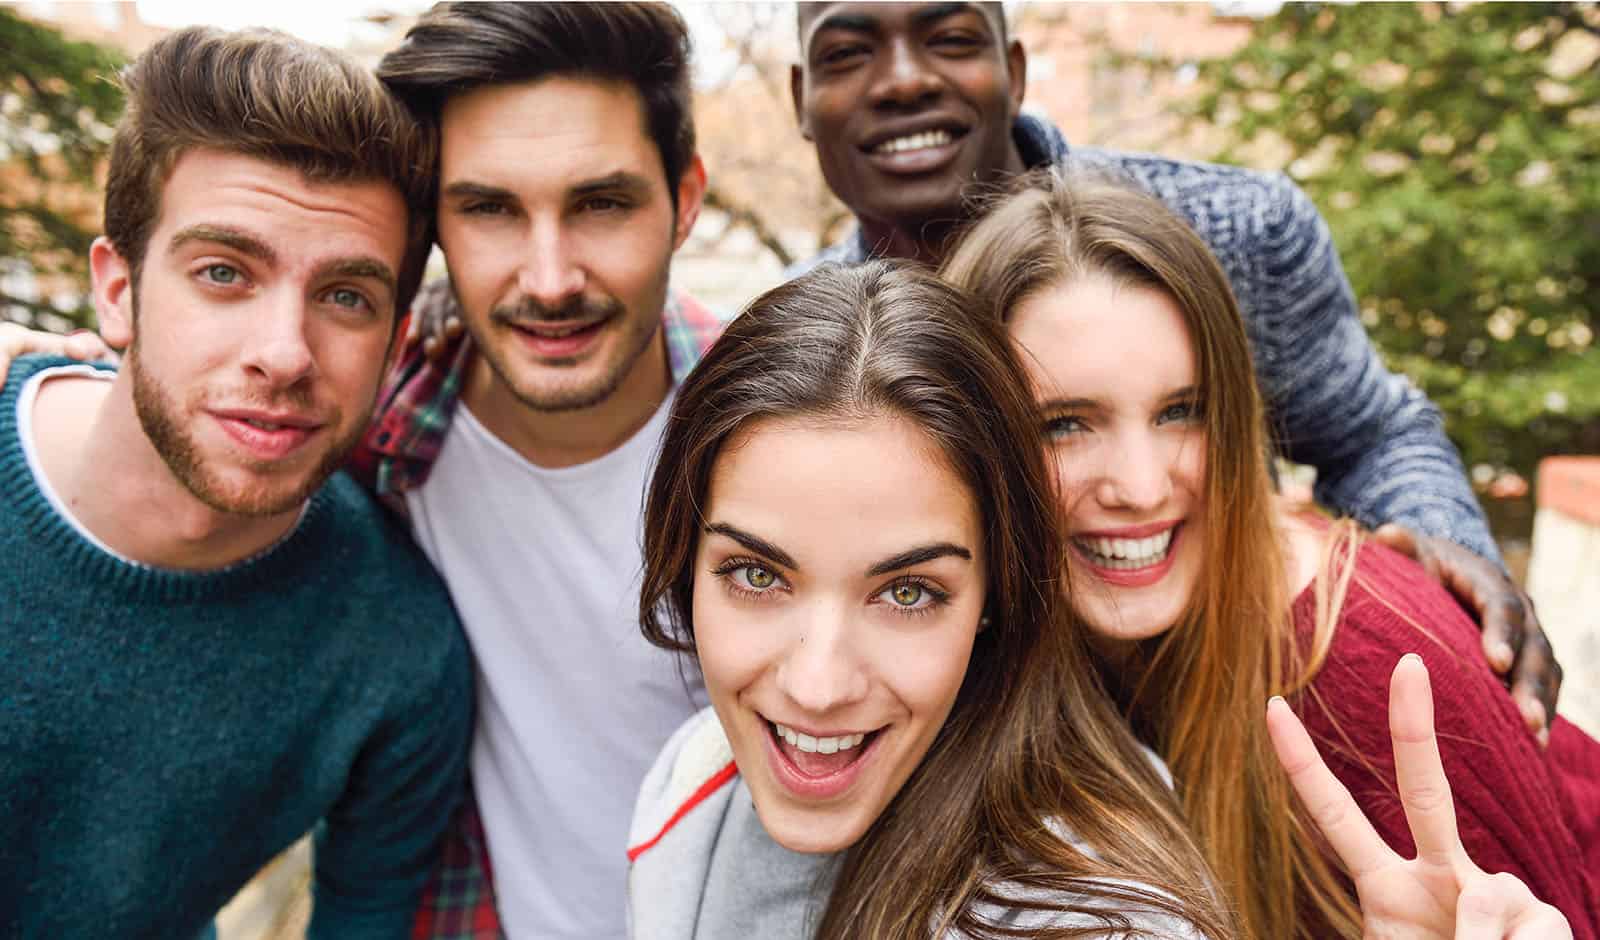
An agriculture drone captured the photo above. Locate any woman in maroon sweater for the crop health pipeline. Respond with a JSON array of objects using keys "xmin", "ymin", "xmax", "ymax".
[{"xmin": 943, "ymin": 170, "xmax": 1600, "ymax": 939}]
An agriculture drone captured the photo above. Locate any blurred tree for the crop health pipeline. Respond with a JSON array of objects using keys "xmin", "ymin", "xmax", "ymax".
[
  {"xmin": 0, "ymin": 8, "xmax": 123, "ymax": 332},
  {"xmin": 694, "ymin": 2, "xmax": 851, "ymax": 269},
  {"xmin": 1180, "ymin": 2, "xmax": 1599, "ymax": 476}
]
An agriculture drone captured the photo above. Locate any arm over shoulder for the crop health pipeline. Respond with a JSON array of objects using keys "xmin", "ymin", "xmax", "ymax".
[{"xmin": 1237, "ymin": 174, "xmax": 1497, "ymax": 561}]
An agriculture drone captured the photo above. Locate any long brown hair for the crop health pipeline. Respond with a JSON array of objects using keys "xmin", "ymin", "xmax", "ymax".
[
  {"xmin": 640, "ymin": 261, "xmax": 1234, "ymax": 938},
  {"xmin": 942, "ymin": 171, "xmax": 1362, "ymax": 940}
]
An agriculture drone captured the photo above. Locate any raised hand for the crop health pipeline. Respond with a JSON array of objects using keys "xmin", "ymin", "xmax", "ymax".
[{"xmin": 1266, "ymin": 654, "xmax": 1572, "ymax": 939}]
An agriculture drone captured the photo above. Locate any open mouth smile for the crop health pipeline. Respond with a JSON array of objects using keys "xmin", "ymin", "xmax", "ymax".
[
  {"xmin": 1069, "ymin": 523, "xmax": 1183, "ymax": 587},
  {"xmin": 764, "ymin": 717, "xmax": 884, "ymax": 799}
]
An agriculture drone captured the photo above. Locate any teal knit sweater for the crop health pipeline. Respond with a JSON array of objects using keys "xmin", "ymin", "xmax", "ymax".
[{"xmin": 0, "ymin": 356, "xmax": 474, "ymax": 939}]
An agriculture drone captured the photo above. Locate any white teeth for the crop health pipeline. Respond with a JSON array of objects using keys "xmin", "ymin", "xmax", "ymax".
[
  {"xmin": 1074, "ymin": 529, "xmax": 1174, "ymax": 568},
  {"xmin": 773, "ymin": 722, "xmax": 865, "ymax": 753},
  {"xmin": 874, "ymin": 129, "xmax": 954, "ymax": 154}
]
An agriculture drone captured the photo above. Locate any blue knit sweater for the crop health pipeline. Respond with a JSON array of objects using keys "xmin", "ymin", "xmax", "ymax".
[
  {"xmin": 794, "ymin": 114, "xmax": 1498, "ymax": 563},
  {"xmin": 0, "ymin": 357, "xmax": 474, "ymax": 939}
]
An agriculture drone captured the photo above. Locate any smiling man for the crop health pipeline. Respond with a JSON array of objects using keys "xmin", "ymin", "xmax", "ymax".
[
  {"xmin": 349, "ymin": 4, "xmax": 720, "ymax": 937},
  {"xmin": 0, "ymin": 27, "xmax": 471, "ymax": 939},
  {"xmin": 788, "ymin": 1, "xmax": 1563, "ymax": 728}
]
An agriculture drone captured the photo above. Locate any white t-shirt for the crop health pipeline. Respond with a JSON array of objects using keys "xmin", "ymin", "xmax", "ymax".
[{"xmin": 406, "ymin": 398, "xmax": 705, "ymax": 939}]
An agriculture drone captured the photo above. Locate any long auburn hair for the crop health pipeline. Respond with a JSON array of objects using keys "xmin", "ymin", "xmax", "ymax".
[
  {"xmin": 942, "ymin": 170, "xmax": 1363, "ymax": 940},
  {"xmin": 640, "ymin": 261, "xmax": 1234, "ymax": 939}
]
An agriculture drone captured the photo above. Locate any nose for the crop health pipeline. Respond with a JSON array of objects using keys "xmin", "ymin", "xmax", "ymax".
[
  {"xmin": 516, "ymin": 217, "xmax": 586, "ymax": 311},
  {"xmin": 240, "ymin": 289, "xmax": 314, "ymax": 387},
  {"xmin": 870, "ymin": 37, "xmax": 941, "ymax": 109},
  {"xmin": 774, "ymin": 600, "xmax": 870, "ymax": 716},
  {"xmin": 1094, "ymin": 429, "xmax": 1175, "ymax": 512}
]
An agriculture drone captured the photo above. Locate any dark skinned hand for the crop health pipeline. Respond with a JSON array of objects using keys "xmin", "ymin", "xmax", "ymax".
[
  {"xmin": 1374, "ymin": 524, "xmax": 1562, "ymax": 748},
  {"xmin": 403, "ymin": 298, "xmax": 464, "ymax": 363}
]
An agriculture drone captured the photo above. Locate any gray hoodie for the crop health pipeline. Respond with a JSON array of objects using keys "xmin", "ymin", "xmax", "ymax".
[{"xmin": 627, "ymin": 708, "xmax": 1205, "ymax": 940}]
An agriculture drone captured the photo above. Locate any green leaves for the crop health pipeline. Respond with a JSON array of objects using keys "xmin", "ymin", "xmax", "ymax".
[
  {"xmin": 1, "ymin": 9, "xmax": 124, "ymax": 331},
  {"xmin": 1186, "ymin": 2, "xmax": 1600, "ymax": 475}
]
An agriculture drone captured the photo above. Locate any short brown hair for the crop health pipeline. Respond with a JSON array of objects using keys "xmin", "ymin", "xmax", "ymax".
[
  {"xmin": 376, "ymin": 2, "xmax": 696, "ymax": 206},
  {"xmin": 103, "ymin": 27, "xmax": 436, "ymax": 315}
]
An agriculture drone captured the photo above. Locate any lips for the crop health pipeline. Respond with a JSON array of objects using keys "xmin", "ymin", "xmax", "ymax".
[
  {"xmin": 211, "ymin": 409, "xmax": 324, "ymax": 461},
  {"xmin": 860, "ymin": 122, "xmax": 969, "ymax": 176},
  {"xmin": 763, "ymin": 717, "xmax": 882, "ymax": 800},
  {"xmin": 1070, "ymin": 523, "xmax": 1183, "ymax": 589},
  {"xmin": 505, "ymin": 317, "xmax": 609, "ymax": 359}
]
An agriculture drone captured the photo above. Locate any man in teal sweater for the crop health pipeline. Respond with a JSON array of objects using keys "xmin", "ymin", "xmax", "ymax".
[{"xmin": 0, "ymin": 27, "xmax": 471, "ymax": 939}]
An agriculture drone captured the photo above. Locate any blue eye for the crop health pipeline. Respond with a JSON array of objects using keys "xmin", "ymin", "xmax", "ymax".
[
  {"xmin": 1043, "ymin": 415, "xmax": 1089, "ymax": 440},
  {"xmin": 1158, "ymin": 401, "xmax": 1203, "ymax": 425},
  {"xmin": 327, "ymin": 288, "xmax": 369, "ymax": 310},
  {"xmin": 203, "ymin": 264, "xmax": 240, "ymax": 285}
]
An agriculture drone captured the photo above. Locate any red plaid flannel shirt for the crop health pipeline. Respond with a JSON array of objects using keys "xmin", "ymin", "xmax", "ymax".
[{"xmin": 346, "ymin": 279, "xmax": 726, "ymax": 938}]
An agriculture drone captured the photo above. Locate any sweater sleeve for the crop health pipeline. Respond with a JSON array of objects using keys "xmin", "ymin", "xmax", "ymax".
[
  {"xmin": 306, "ymin": 630, "xmax": 475, "ymax": 939},
  {"xmin": 1240, "ymin": 176, "xmax": 1499, "ymax": 563}
]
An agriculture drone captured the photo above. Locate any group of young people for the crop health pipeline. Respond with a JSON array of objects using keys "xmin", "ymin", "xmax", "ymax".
[{"xmin": 2, "ymin": 2, "xmax": 1594, "ymax": 939}]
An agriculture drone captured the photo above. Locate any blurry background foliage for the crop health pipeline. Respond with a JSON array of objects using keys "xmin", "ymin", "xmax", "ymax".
[
  {"xmin": 1163, "ymin": 1, "xmax": 1599, "ymax": 478},
  {"xmin": 1, "ymin": 3, "xmax": 1596, "ymax": 480},
  {"xmin": 0, "ymin": 7, "xmax": 123, "ymax": 333}
]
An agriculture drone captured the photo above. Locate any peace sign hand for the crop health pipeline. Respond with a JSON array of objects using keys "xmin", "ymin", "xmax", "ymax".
[{"xmin": 1266, "ymin": 653, "xmax": 1572, "ymax": 939}]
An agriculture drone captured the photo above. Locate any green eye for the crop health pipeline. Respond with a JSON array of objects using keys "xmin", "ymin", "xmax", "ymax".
[
  {"xmin": 744, "ymin": 566, "xmax": 776, "ymax": 589},
  {"xmin": 330, "ymin": 288, "xmax": 366, "ymax": 309},
  {"xmin": 891, "ymin": 583, "xmax": 923, "ymax": 606},
  {"xmin": 205, "ymin": 264, "xmax": 239, "ymax": 284}
]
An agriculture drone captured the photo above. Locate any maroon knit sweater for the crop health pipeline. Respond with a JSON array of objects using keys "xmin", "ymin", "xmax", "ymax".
[{"xmin": 1293, "ymin": 539, "xmax": 1600, "ymax": 936}]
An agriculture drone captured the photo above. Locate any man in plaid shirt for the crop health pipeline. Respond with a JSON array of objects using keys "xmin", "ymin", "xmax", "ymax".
[{"xmin": 349, "ymin": 4, "xmax": 723, "ymax": 937}]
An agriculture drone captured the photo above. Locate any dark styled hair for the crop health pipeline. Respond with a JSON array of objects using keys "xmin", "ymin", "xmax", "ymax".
[
  {"xmin": 103, "ymin": 26, "xmax": 436, "ymax": 315},
  {"xmin": 377, "ymin": 2, "xmax": 696, "ymax": 206},
  {"xmin": 640, "ymin": 261, "xmax": 1232, "ymax": 939}
]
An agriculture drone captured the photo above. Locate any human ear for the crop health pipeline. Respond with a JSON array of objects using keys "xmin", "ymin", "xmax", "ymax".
[
  {"xmin": 673, "ymin": 155, "xmax": 709, "ymax": 251},
  {"xmin": 90, "ymin": 237, "xmax": 135, "ymax": 348},
  {"xmin": 1005, "ymin": 40, "xmax": 1028, "ymax": 118},
  {"xmin": 790, "ymin": 64, "xmax": 814, "ymax": 141}
]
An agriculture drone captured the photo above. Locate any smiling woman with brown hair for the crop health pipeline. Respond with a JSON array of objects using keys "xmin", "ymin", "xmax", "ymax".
[
  {"xmin": 628, "ymin": 260, "xmax": 1230, "ymax": 939},
  {"xmin": 940, "ymin": 168, "xmax": 1600, "ymax": 940}
]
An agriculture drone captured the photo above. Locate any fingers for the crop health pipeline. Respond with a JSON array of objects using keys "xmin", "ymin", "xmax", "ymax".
[
  {"xmin": 1472, "ymin": 577, "xmax": 1526, "ymax": 676},
  {"xmin": 64, "ymin": 330, "xmax": 116, "ymax": 364},
  {"xmin": 0, "ymin": 321, "xmax": 71, "ymax": 382},
  {"xmin": 1507, "ymin": 605, "xmax": 1561, "ymax": 749},
  {"xmin": 1453, "ymin": 875, "xmax": 1510, "ymax": 940},
  {"xmin": 1456, "ymin": 871, "xmax": 1570, "ymax": 940},
  {"xmin": 1266, "ymin": 696, "xmax": 1394, "ymax": 879},
  {"xmin": 1388, "ymin": 654, "xmax": 1464, "ymax": 867},
  {"xmin": 424, "ymin": 316, "xmax": 464, "ymax": 363},
  {"xmin": 1375, "ymin": 523, "xmax": 1443, "ymax": 582}
]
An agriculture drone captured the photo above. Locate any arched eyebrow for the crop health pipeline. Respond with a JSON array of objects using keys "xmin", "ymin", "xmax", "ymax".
[
  {"xmin": 704, "ymin": 523, "xmax": 798, "ymax": 570},
  {"xmin": 704, "ymin": 522, "xmax": 972, "ymax": 578},
  {"xmin": 865, "ymin": 543, "xmax": 972, "ymax": 577}
]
